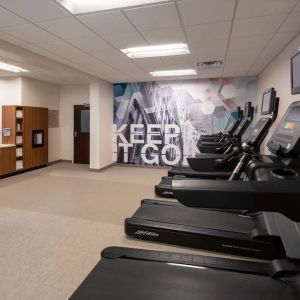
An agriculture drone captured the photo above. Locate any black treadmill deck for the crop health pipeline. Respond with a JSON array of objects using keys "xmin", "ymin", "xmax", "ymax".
[
  {"xmin": 125, "ymin": 199, "xmax": 285, "ymax": 260},
  {"xmin": 156, "ymin": 175, "xmax": 231, "ymax": 198},
  {"xmin": 70, "ymin": 247, "xmax": 297, "ymax": 300}
]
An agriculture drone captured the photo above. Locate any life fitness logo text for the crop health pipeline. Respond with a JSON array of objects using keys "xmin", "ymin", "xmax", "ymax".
[{"xmin": 113, "ymin": 124, "xmax": 181, "ymax": 166}]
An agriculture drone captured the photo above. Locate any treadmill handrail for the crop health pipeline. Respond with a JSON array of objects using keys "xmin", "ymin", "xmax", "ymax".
[{"xmin": 173, "ymin": 180, "xmax": 300, "ymax": 222}]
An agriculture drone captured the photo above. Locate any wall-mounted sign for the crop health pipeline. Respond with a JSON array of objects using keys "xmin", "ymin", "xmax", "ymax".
[{"xmin": 113, "ymin": 78, "xmax": 257, "ymax": 166}]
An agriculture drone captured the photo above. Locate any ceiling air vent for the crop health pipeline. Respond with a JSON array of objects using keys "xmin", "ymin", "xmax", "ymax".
[{"xmin": 196, "ymin": 60, "xmax": 223, "ymax": 69}]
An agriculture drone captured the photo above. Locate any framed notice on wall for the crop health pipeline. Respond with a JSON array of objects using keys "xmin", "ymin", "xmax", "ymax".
[{"xmin": 48, "ymin": 110, "xmax": 59, "ymax": 128}]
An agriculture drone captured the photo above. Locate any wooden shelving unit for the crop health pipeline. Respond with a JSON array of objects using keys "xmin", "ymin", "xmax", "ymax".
[
  {"xmin": 2, "ymin": 105, "xmax": 48, "ymax": 175},
  {"xmin": 15, "ymin": 107, "xmax": 24, "ymax": 170}
]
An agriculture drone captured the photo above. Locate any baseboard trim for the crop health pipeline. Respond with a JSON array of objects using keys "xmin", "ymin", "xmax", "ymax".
[
  {"xmin": 114, "ymin": 163, "xmax": 170, "ymax": 170},
  {"xmin": 0, "ymin": 164, "xmax": 48, "ymax": 179},
  {"xmin": 48, "ymin": 159, "xmax": 72, "ymax": 166},
  {"xmin": 89, "ymin": 163, "xmax": 115, "ymax": 172}
]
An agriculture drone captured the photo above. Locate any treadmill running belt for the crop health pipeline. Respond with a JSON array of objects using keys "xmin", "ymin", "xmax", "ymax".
[
  {"xmin": 133, "ymin": 201, "xmax": 255, "ymax": 234},
  {"xmin": 70, "ymin": 254, "xmax": 295, "ymax": 300}
]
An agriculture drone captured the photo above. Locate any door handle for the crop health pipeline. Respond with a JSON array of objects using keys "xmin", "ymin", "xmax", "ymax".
[{"xmin": 74, "ymin": 131, "xmax": 77, "ymax": 137}]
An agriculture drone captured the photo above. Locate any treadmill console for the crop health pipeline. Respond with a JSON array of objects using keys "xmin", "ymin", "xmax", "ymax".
[
  {"xmin": 267, "ymin": 101, "xmax": 300, "ymax": 155},
  {"xmin": 227, "ymin": 106, "xmax": 242, "ymax": 134},
  {"xmin": 234, "ymin": 102, "xmax": 253, "ymax": 137},
  {"xmin": 244, "ymin": 118, "xmax": 272, "ymax": 146},
  {"xmin": 261, "ymin": 88, "xmax": 276, "ymax": 115},
  {"xmin": 244, "ymin": 102, "xmax": 252, "ymax": 118}
]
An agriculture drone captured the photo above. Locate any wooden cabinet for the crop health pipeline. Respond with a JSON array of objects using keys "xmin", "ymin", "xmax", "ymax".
[
  {"xmin": 24, "ymin": 107, "xmax": 48, "ymax": 169},
  {"xmin": 0, "ymin": 146, "xmax": 16, "ymax": 176},
  {"xmin": 2, "ymin": 105, "xmax": 48, "ymax": 174}
]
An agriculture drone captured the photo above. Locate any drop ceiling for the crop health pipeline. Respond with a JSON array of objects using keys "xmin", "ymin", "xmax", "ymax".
[{"xmin": 0, "ymin": 0, "xmax": 299, "ymax": 84}]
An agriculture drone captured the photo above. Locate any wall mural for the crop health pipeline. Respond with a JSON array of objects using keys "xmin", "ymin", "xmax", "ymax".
[{"xmin": 113, "ymin": 77, "xmax": 257, "ymax": 166}]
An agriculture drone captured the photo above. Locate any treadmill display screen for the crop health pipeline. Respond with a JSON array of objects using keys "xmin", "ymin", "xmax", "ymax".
[
  {"xmin": 261, "ymin": 91, "xmax": 272, "ymax": 114},
  {"xmin": 247, "ymin": 118, "xmax": 269, "ymax": 143},
  {"xmin": 244, "ymin": 103, "xmax": 250, "ymax": 117},
  {"xmin": 291, "ymin": 51, "xmax": 300, "ymax": 94},
  {"xmin": 279, "ymin": 106, "xmax": 300, "ymax": 135},
  {"xmin": 235, "ymin": 119, "xmax": 246, "ymax": 135}
]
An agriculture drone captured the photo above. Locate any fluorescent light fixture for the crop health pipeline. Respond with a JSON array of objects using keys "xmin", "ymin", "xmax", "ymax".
[
  {"xmin": 167, "ymin": 263, "xmax": 207, "ymax": 270},
  {"xmin": 150, "ymin": 69, "xmax": 197, "ymax": 77},
  {"xmin": 56, "ymin": 0, "xmax": 169, "ymax": 14},
  {"xmin": 0, "ymin": 62, "xmax": 28, "ymax": 73},
  {"xmin": 122, "ymin": 44, "xmax": 190, "ymax": 59}
]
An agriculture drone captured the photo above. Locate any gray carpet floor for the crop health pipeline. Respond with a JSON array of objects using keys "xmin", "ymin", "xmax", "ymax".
[{"xmin": 0, "ymin": 163, "xmax": 219, "ymax": 300}]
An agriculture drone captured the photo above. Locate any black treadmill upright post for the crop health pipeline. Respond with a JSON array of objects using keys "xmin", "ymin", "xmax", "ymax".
[{"xmin": 229, "ymin": 150, "xmax": 252, "ymax": 181}]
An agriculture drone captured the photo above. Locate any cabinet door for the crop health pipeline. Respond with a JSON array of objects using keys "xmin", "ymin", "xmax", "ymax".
[
  {"xmin": 24, "ymin": 107, "xmax": 48, "ymax": 169},
  {"xmin": 0, "ymin": 147, "xmax": 16, "ymax": 176}
]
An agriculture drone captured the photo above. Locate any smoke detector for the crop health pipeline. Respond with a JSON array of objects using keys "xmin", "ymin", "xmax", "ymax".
[{"xmin": 196, "ymin": 60, "xmax": 223, "ymax": 69}]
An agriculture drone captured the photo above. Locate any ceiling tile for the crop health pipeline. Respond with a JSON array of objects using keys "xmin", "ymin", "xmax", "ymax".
[
  {"xmin": 294, "ymin": 1, "xmax": 300, "ymax": 11},
  {"xmin": 132, "ymin": 58, "xmax": 166, "ymax": 71},
  {"xmin": 0, "ymin": 0, "xmax": 69, "ymax": 22},
  {"xmin": 142, "ymin": 27, "xmax": 186, "ymax": 44},
  {"xmin": 67, "ymin": 36, "xmax": 111, "ymax": 54},
  {"xmin": 254, "ymin": 45, "xmax": 284, "ymax": 67},
  {"xmin": 0, "ymin": 46, "xmax": 24, "ymax": 61},
  {"xmin": 278, "ymin": 11, "xmax": 300, "ymax": 33},
  {"xmin": 236, "ymin": 0, "xmax": 297, "ymax": 19},
  {"xmin": 19, "ymin": 43, "xmax": 80, "ymax": 69},
  {"xmin": 228, "ymin": 35, "xmax": 272, "ymax": 52},
  {"xmin": 232, "ymin": 14, "xmax": 287, "ymax": 38},
  {"xmin": 37, "ymin": 17, "xmax": 94, "ymax": 40},
  {"xmin": 0, "ymin": 31, "xmax": 28, "ymax": 46},
  {"xmin": 0, "ymin": 6, "xmax": 27, "ymax": 27},
  {"xmin": 100, "ymin": 31, "xmax": 146, "ymax": 49},
  {"xmin": 161, "ymin": 55, "xmax": 194, "ymax": 69},
  {"xmin": 75, "ymin": 61, "xmax": 120, "ymax": 77},
  {"xmin": 124, "ymin": 2, "xmax": 181, "ymax": 31},
  {"xmin": 92, "ymin": 47, "xmax": 139, "ymax": 69},
  {"xmin": 178, "ymin": 0, "xmax": 235, "ymax": 26},
  {"xmin": 189, "ymin": 39, "xmax": 227, "ymax": 62},
  {"xmin": 268, "ymin": 31, "xmax": 298, "ymax": 48},
  {"xmin": 247, "ymin": 62, "xmax": 267, "ymax": 76},
  {"xmin": 186, "ymin": 21, "xmax": 231, "ymax": 42},
  {"xmin": 32, "ymin": 40, "xmax": 94, "ymax": 63},
  {"xmin": 223, "ymin": 64, "xmax": 249, "ymax": 77},
  {"xmin": 78, "ymin": 11, "xmax": 136, "ymax": 35},
  {"xmin": 198, "ymin": 68, "xmax": 223, "ymax": 79},
  {"xmin": 226, "ymin": 48, "xmax": 262, "ymax": 66},
  {"xmin": 0, "ymin": 23, "xmax": 62, "ymax": 45}
]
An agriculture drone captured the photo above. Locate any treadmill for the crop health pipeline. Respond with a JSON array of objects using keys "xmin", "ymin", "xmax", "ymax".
[
  {"xmin": 197, "ymin": 101, "xmax": 254, "ymax": 154},
  {"xmin": 125, "ymin": 101, "xmax": 300, "ymax": 260},
  {"xmin": 69, "ymin": 174, "xmax": 300, "ymax": 299},
  {"xmin": 167, "ymin": 100, "xmax": 255, "ymax": 180},
  {"xmin": 156, "ymin": 88, "xmax": 278, "ymax": 198},
  {"xmin": 200, "ymin": 106, "xmax": 242, "ymax": 142}
]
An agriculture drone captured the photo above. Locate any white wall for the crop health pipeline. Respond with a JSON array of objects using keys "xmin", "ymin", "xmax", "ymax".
[
  {"xmin": 0, "ymin": 77, "xmax": 113, "ymax": 167},
  {"xmin": 21, "ymin": 77, "xmax": 60, "ymax": 162},
  {"xmin": 59, "ymin": 84, "xmax": 90, "ymax": 161},
  {"xmin": 90, "ymin": 80, "xmax": 113, "ymax": 170},
  {"xmin": 257, "ymin": 32, "xmax": 300, "ymax": 153},
  {"xmin": 0, "ymin": 77, "xmax": 21, "ymax": 143}
]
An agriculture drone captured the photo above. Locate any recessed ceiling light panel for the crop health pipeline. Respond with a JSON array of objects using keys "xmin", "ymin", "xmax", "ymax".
[
  {"xmin": 0, "ymin": 62, "xmax": 28, "ymax": 73},
  {"xmin": 122, "ymin": 44, "xmax": 190, "ymax": 58},
  {"xmin": 56, "ymin": 0, "xmax": 169, "ymax": 14},
  {"xmin": 150, "ymin": 69, "xmax": 197, "ymax": 77}
]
